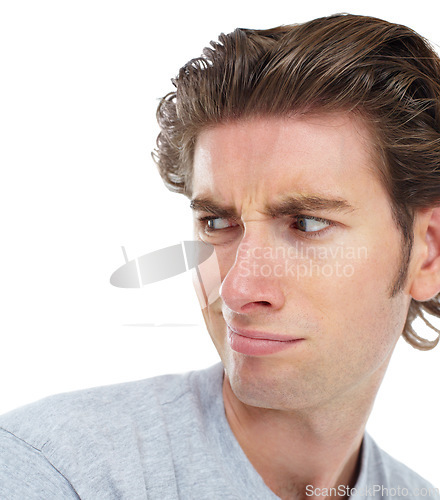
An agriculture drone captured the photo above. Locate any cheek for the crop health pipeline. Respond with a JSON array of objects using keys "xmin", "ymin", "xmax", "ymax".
[
  {"xmin": 191, "ymin": 246, "xmax": 225, "ymax": 311},
  {"xmin": 308, "ymin": 250, "xmax": 405, "ymax": 355},
  {"xmin": 194, "ymin": 272, "xmax": 222, "ymax": 311},
  {"xmin": 214, "ymin": 245, "xmax": 240, "ymax": 280},
  {"xmin": 291, "ymin": 240, "xmax": 396, "ymax": 314}
]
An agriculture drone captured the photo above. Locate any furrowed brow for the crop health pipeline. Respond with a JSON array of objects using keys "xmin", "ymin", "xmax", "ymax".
[
  {"xmin": 190, "ymin": 198, "xmax": 238, "ymax": 219},
  {"xmin": 190, "ymin": 195, "xmax": 355, "ymax": 219},
  {"xmin": 265, "ymin": 195, "xmax": 355, "ymax": 218}
]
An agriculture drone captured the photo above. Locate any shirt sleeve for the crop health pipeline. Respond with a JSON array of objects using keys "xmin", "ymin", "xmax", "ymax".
[{"xmin": 0, "ymin": 428, "xmax": 80, "ymax": 500}]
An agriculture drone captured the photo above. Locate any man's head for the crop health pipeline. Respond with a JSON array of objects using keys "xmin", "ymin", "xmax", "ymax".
[
  {"xmin": 154, "ymin": 13, "xmax": 440, "ymax": 354},
  {"xmin": 189, "ymin": 112, "xmax": 425, "ymax": 412}
]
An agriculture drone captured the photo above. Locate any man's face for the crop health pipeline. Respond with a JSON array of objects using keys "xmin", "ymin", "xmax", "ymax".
[{"xmin": 191, "ymin": 113, "xmax": 413, "ymax": 411}]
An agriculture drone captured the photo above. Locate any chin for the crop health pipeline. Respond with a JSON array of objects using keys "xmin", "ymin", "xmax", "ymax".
[{"xmin": 222, "ymin": 352, "xmax": 313, "ymax": 411}]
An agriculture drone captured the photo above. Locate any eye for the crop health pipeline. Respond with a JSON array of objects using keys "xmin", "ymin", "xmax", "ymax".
[
  {"xmin": 206, "ymin": 217, "xmax": 234, "ymax": 231},
  {"xmin": 198, "ymin": 216, "xmax": 239, "ymax": 234},
  {"xmin": 292, "ymin": 215, "xmax": 331, "ymax": 233}
]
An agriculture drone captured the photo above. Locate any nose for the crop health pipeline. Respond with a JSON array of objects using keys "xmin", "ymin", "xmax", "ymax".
[{"xmin": 220, "ymin": 230, "xmax": 286, "ymax": 314}]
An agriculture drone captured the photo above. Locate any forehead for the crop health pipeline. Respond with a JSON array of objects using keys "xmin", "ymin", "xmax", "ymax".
[{"xmin": 191, "ymin": 113, "xmax": 380, "ymax": 205}]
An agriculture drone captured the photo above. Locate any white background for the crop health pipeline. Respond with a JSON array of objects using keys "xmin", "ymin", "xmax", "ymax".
[{"xmin": 0, "ymin": 0, "xmax": 439, "ymax": 488}]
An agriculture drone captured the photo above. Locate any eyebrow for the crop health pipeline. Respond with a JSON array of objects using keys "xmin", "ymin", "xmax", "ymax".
[
  {"xmin": 265, "ymin": 195, "xmax": 355, "ymax": 217},
  {"xmin": 190, "ymin": 195, "xmax": 355, "ymax": 218},
  {"xmin": 190, "ymin": 198, "xmax": 238, "ymax": 218}
]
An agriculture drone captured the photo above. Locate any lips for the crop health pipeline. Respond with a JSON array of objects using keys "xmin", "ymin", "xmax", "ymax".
[{"xmin": 226, "ymin": 324, "xmax": 304, "ymax": 356}]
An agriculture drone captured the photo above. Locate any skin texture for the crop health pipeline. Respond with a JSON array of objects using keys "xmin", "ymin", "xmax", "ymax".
[{"xmin": 190, "ymin": 113, "xmax": 434, "ymax": 499}]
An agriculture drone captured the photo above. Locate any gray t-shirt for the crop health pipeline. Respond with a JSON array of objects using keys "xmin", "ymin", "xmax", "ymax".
[{"xmin": 0, "ymin": 363, "xmax": 438, "ymax": 499}]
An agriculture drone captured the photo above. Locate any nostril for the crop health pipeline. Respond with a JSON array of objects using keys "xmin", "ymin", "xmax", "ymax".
[{"xmin": 257, "ymin": 301, "xmax": 271, "ymax": 306}]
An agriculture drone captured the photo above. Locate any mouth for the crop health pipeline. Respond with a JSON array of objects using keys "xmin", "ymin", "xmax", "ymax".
[{"xmin": 226, "ymin": 324, "xmax": 304, "ymax": 356}]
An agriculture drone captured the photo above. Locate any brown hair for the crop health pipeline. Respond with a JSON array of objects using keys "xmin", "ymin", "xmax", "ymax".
[{"xmin": 153, "ymin": 13, "xmax": 440, "ymax": 350}]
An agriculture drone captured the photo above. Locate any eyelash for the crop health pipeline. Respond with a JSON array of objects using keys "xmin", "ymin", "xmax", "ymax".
[
  {"xmin": 292, "ymin": 215, "xmax": 333, "ymax": 238},
  {"xmin": 197, "ymin": 215, "xmax": 334, "ymax": 238}
]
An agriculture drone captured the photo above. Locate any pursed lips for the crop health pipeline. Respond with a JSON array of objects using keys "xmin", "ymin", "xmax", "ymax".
[
  {"xmin": 225, "ymin": 323, "xmax": 305, "ymax": 356},
  {"xmin": 226, "ymin": 323, "xmax": 304, "ymax": 342}
]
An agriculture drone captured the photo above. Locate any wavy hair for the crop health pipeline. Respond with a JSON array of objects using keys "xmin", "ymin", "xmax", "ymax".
[{"xmin": 153, "ymin": 14, "xmax": 440, "ymax": 350}]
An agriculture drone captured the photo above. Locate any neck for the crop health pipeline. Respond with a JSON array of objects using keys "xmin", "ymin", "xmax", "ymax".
[{"xmin": 222, "ymin": 370, "xmax": 383, "ymax": 500}]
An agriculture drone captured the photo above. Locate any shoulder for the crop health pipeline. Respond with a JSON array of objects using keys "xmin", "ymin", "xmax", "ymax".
[
  {"xmin": 354, "ymin": 433, "xmax": 439, "ymax": 499},
  {"xmin": 0, "ymin": 363, "xmax": 224, "ymax": 498},
  {"xmin": 0, "ymin": 371, "xmax": 181, "ymax": 448},
  {"xmin": 0, "ymin": 365, "xmax": 222, "ymax": 451},
  {"xmin": 0, "ymin": 429, "xmax": 81, "ymax": 499}
]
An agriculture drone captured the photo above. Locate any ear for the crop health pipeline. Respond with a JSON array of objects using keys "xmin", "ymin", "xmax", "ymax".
[{"xmin": 409, "ymin": 207, "xmax": 440, "ymax": 301}]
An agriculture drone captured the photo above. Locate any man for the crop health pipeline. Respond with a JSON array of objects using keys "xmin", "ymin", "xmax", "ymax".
[{"xmin": 1, "ymin": 13, "xmax": 440, "ymax": 499}]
